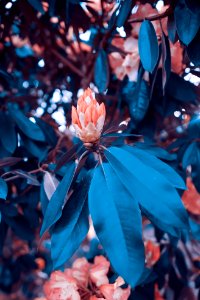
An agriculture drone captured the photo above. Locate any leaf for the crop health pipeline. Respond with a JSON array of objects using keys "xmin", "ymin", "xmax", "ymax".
[
  {"xmin": 40, "ymin": 183, "xmax": 49, "ymax": 216},
  {"xmin": 10, "ymin": 170, "xmax": 40, "ymax": 186},
  {"xmin": 5, "ymin": 215, "xmax": 34, "ymax": 241},
  {"xmin": 129, "ymin": 80, "xmax": 150, "ymax": 123},
  {"xmin": 104, "ymin": 147, "xmax": 188, "ymax": 233},
  {"xmin": 185, "ymin": 0, "xmax": 200, "ymax": 13},
  {"xmin": 0, "ymin": 113, "xmax": 17, "ymax": 154},
  {"xmin": 21, "ymin": 134, "xmax": 47, "ymax": 161},
  {"xmin": 116, "ymin": 0, "xmax": 132, "ymax": 27},
  {"xmin": 135, "ymin": 142, "xmax": 177, "ymax": 161},
  {"xmin": 0, "ymin": 178, "xmax": 8, "ymax": 200},
  {"xmin": 55, "ymin": 144, "xmax": 83, "ymax": 172},
  {"xmin": 0, "ymin": 157, "xmax": 22, "ymax": 168},
  {"xmin": 161, "ymin": 33, "xmax": 171, "ymax": 89},
  {"xmin": 8, "ymin": 105, "xmax": 45, "ymax": 142},
  {"xmin": 187, "ymin": 30, "xmax": 200, "ymax": 66},
  {"xmin": 166, "ymin": 72, "xmax": 197, "ymax": 103},
  {"xmin": 138, "ymin": 20, "xmax": 159, "ymax": 73},
  {"xmin": 40, "ymin": 162, "xmax": 76, "ymax": 236},
  {"xmin": 188, "ymin": 115, "xmax": 200, "ymax": 138},
  {"xmin": 94, "ymin": 49, "xmax": 109, "ymax": 93},
  {"xmin": 35, "ymin": 117, "xmax": 58, "ymax": 147},
  {"xmin": 27, "ymin": 0, "xmax": 45, "ymax": 14},
  {"xmin": 43, "ymin": 172, "xmax": 59, "ymax": 200},
  {"xmin": 51, "ymin": 173, "xmax": 92, "ymax": 269},
  {"xmin": 89, "ymin": 163, "xmax": 144, "ymax": 287},
  {"xmin": 182, "ymin": 142, "xmax": 197, "ymax": 169},
  {"xmin": 175, "ymin": 0, "xmax": 200, "ymax": 45},
  {"xmin": 167, "ymin": 13, "xmax": 178, "ymax": 44},
  {"xmin": 123, "ymin": 145, "xmax": 186, "ymax": 190}
]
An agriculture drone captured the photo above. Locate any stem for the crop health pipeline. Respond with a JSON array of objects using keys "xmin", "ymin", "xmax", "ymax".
[
  {"xmin": 129, "ymin": 7, "xmax": 172, "ymax": 23},
  {"xmin": 51, "ymin": 49, "xmax": 84, "ymax": 77}
]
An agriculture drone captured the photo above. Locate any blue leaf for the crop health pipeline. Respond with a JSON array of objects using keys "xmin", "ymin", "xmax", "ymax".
[
  {"xmin": 40, "ymin": 162, "xmax": 76, "ymax": 236},
  {"xmin": 51, "ymin": 174, "xmax": 92, "ymax": 269},
  {"xmin": 89, "ymin": 163, "xmax": 144, "ymax": 287},
  {"xmin": 27, "ymin": 0, "xmax": 45, "ymax": 14},
  {"xmin": 139, "ymin": 20, "xmax": 159, "ymax": 72},
  {"xmin": 187, "ymin": 30, "xmax": 200, "ymax": 66},
  {"xmin": 8, "ymin": 105, "xmax": 45, "ymax": 142},
  {"xmin": 175, "ymin": 0, "xmax": 200, "ymax": 45},
  {"xmin": 166, "ymin": 72, "xmax": 197, "ymax": 103},
  {"xmin": 0, "ymin": 177, "xmax": 8, "ymax": 200},
  {"xmin": 182, "ymin": 142, "xmax": 198, "ymax": 169},
  {"xmin": 116, "ymin": 0, "xmax": 132, "ymax": 27},
  {"xmin": 123, "ymin": 145, "xmax": 186, "ymax": 190},
  {"xmin": 104, "ymin": 147, "xmax": 188, "ymax": 232},
  {"xmin": 94, "ymin": 49, "xmax": 109, "ymax": 93},
  {"xmin": 0, "ymin": 113, "xmax": 17, "ymax": 154}
]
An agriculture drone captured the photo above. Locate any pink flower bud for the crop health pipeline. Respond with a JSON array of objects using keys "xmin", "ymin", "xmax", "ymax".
[{"xmin": 71, "ymin": 88, "xmax": 106, "ymax": 143}]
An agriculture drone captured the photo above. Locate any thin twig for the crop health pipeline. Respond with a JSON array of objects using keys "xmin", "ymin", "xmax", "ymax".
[
  {"xmin": 129, "ymin": 7, "xmax": 172, "ymax": 23},
  {"xmin": 51, "ymin": 49, "xmax": 84, "ymax": 77}
]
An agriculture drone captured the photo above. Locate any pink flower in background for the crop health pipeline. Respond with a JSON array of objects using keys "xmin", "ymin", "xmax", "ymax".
[
  {"xmin": 109, "ymin": 37, "xmax": 140, "ymax": 82},
  {"xmin": 44, "ymin": 270, "xmax": 80, "ymax": 300},
  {"xmin": 71, "ymin": 88, "xmax": 106, "ymax": 143},
  {"xmin": 100, "ymin": 276, "xmax": 131, "ymax": 300},
  {"xmin": 43, "ymin": 256, "xmax": 131, "ymax": 300},
  {"xmin": 65, "ymin": 257, "xmax": 90, "ymax": 287},
  {"xmin": 90, "ymin": 255, "xmax": 110, "ymax": 286},
  {"xmin": 145, "ymin": 240, "xmax": 160, "ymax": 268}
]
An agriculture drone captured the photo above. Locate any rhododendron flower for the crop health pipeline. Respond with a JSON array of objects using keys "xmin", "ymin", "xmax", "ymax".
[
  {"xmin": 65, "ymin": 257, "xmax": 90, "ymax": 287},
  {"xmin": 145, "ymin": 240, "xmax": 160, "ymax": 268},
  {"xmin": 43, "ymin": 256, "xmax": 130, "ymax": 300},
  {"xmin": 44, "ymin": 270, "xmax": 80, "ymax": 300},
  {"xmin": 182, "ymin": 177, "xmax": 200, "ymax": 215},
  {"xmin": 100, "ymin": 277, "xmax": 131, "ymax": 300},
  {"xmin": 71, "ymin": 88, "xmax": 106, "ymax": 143},
  {"xmin": 89, "ymin": 255, "xmax": 110, "ymax": 286}
]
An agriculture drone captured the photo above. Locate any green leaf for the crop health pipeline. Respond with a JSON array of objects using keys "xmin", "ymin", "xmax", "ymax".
[
  {"xmin": 40, "ymin": 162, "xmax": 76, "ymax": 236},
  {"xmin": 0, "ymin": 178, "xmax": 8, "ymax": 200},
  {"xmin": 94, "ymin": 49, "xmax": 109, "ymax": 93},
  {"xmin": 51, "ymin": 174, "xmax": 91, "ymax": 269},
  {"xmin": 139, "ymin": 20, "xmax": 159, "ymax": 73},
  {"xmin": 8, "ymin": 105, "xmax": 45, "ymax": 142},
  {"xmin": 175, "ymin": 0, "xmax": 200, "ymax": 45},
  {"xmin": 104, "ymin": 147, "xmax": 188, "ymax": 232},
  {"xmin": 89, "ymin": 163, "xmax": 144, "ymax": 287}
]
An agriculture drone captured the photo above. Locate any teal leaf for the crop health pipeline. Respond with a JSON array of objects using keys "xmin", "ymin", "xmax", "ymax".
[
  {"xmin": 116, "ymin": 0, "xmax": 132, "ymax": 27},
  {"xmin": 139, "ymin": 20, "xmax": 159, "ymax": 72},
  {"xmin": 123, "ymin": 145, "xmax": 186, "ymax": 190},
  {"xmin": 51, "ymin": 173, "xmax": 91, "ymax": 269},
  {"xmin": 8, "ymin": 105, "xmax": 45, "ymax": 142},
  {"xmin": 0, "ymin": 113, "xmax": 17, "ymax": 154},
  {"xmin": 40, "ymin": 162, "xmax": 76, "ymax": 236},
  {"xmin": 182, "ymin": 142, "xmax": 198, "ymax": 169},
  {"xmin": 175, "ymin": 0, "xmax": 200, "ymax": 45},
  {"xmin": 0, "ymin": 177, "xmax": 8, "ymax": 200},
  {"xmin": 104, "ymin": 147, "xmax": 188, "ymax": 232},
  {"xmin": 27, "ymin": 0, "xmax": 45, "ymax": 14},
  {"xmin": 89, "ymin": 163, "xmax": 144, "ymax": 287},
  {"xmin": 94, "ymin": 49, "xmax": 109, "ymax": 93}
]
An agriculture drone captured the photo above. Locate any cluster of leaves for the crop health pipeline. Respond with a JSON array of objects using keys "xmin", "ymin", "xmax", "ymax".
[{"xmin": 0, "ymin": 0, "xmax": 200, "ymax": 299}]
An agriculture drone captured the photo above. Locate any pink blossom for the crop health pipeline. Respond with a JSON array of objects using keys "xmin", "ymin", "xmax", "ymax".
[{"xmin": 44, "ymin": 270, "xmax": 80, "ymax": 300}]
